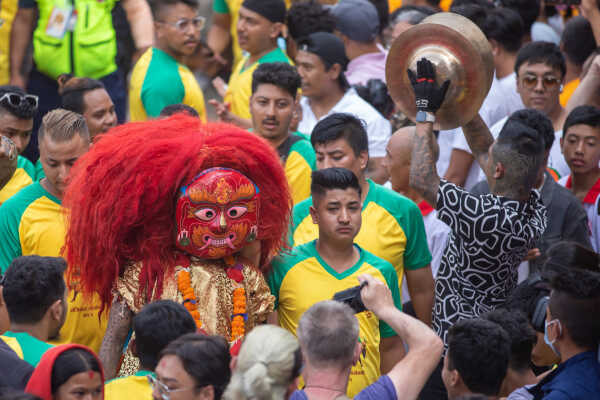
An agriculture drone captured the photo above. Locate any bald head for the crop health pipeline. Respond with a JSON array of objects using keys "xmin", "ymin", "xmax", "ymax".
[{"xmin": 384, "ymin": 126, "xmax": 439, "ymax": 197}]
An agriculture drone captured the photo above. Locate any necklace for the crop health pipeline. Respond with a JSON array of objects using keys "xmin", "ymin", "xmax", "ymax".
[{"xmin": 177, "ymin": 267, "xmax": 202, "ymax": 330}]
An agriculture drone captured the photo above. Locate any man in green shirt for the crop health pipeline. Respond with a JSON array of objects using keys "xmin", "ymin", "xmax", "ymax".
[{"xmin": 0, "ymin": 255, "xmax": 67, "ymax": 366}]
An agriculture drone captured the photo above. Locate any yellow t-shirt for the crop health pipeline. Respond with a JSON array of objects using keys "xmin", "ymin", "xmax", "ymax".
[
  {"xmin": 291, "ymin": 180, "xmax": 432, "ymax": 295},
  {"xmin": 0, "ymin": 182, "xmax": 108, "ymax": 353},
  {"xmin": 105, "ymin": 370, "xmax": 154, "ymax": 400},
  {"xmin": 0, "ymin": 0, "xmax": 18, "ymax": 84},
  {"xmin": 560, "ymin": 78, "xmax": 579, "ymax": 108},
  {"xmin": 129, "ymin": 47, "xmax": 206, "ymax": 122},
  {"xmin": 277, "ymin": 132, "xmax": 315, "ymax": 205},
  {"xmin": 225, "ymin": 47, "xmax": 292, "ymax": 120},
  {"xmin": 267, "ymin": 241, "xmax": 402, "ymax": 397},
  {"xmin": 0, "ymin": 156, "xmax": 36, "ymax": 205}
]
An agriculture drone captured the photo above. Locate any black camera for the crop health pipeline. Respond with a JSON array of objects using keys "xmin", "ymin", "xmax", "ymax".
[{"xmin": 332, "ymin": 281, "xmax": 368, "ymax": 314}]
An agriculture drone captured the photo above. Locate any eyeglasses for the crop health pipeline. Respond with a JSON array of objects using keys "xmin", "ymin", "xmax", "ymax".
[
  {"xmin": 0, "ymin": 92, "xmax": 38, "ymax": 109},
  {"xmin": 147, "ymin": 375, "xmax": 199, "ymax": 400},
  {"xmin": 157, "ymin": 16, "xmax": 206, "ymax": 32},
  {"xmin": 520, "ymin": 74, "xmax": 561, "ymax": 91}
]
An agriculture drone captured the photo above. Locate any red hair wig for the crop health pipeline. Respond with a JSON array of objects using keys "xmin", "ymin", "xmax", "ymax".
[{"xmin": 62, "ymin": 115, "xmax": 292, "ymax": 310}]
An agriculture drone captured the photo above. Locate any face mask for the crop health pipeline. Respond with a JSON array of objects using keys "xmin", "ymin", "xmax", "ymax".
[{"xmin": 544, "ymin": 319, "xmax": 561, "ymax": 358}]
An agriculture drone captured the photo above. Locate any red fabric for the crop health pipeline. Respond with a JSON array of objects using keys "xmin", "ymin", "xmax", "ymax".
[
  {"xmin": 25, "ymin": 344, "xmax": 105, "ymax": 400},
  {"xmin": 564, "ymin": 175, "xmax": 600, "ymax": 205},
  {"xmin": 62, "ymin": 115, "xmax": 292, "ymax": 311},
  {"xmin": 418, "ymin": 200, "xmax": 434, "ymax": 217}
]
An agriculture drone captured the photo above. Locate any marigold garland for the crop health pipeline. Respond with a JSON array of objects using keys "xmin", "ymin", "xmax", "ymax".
[
  {"xmin": 231, "ymin": 287, "xmax": 246, "ymax": 341},
  {"xmin": 177, "ymin": 269, "xmax": 203, "ymax": 330}
]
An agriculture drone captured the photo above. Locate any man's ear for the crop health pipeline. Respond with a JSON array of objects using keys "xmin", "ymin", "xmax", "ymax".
[
  {"xmin": 450, "ymin": 369, "xmax": 461, "ymax": 388},
  {"xmin": 489, "ymin": 39, "xmax": 500, "ymax": 57},
  {"xmin": 49, "ymin": 299, "xmax": 63, "ymax": 322},
  {"xmin": 493, "ymin": 161, "xmax": 505, "ymax": 180},
  {"xmin": 358, "ymin": 151, "xmax": 369, "ymax": 172},
  {"xmin": 352, "ymin": 341, "xmax": 362, "ymax": 366},
  {"xmin": 198, "ymin": 384, "xmax": 215, "ymax": 400},
  {"xmin": 270, "ymin": 22, "xmax": 285, "ymax": 39},
  {"xmin": 309, "ymin": 205, "xmax": 319, "ymax": 225},
  {"xmin": 328, "ymin": 63, "xmax": 343, "ymax": 82}
]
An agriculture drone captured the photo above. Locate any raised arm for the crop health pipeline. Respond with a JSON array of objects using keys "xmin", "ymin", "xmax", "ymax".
[
  {"xmin": 407, "ymin": 58, "xmax": 450, "ymax": 206},
  {"xmin": 99, "ymin": 298, "xmax": 134, "ymax": 379},
  {"xmin": 461, "ymin": 114, "xmax": 494, "ymax": 173},
  {"xmin": 9, "ymin": 7, "xmax": 36, "ymax": 88},
  {"xmin": 359, "ymin": 274, "xmax": 443, "ymax": 400},
  {"xmin": 121, "ymin": 0, "xmax": 154, "ymax": 63}
]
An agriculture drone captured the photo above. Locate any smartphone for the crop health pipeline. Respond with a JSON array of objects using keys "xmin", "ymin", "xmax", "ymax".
[{"xmin": 332, "ymin": 281, "xmax": 368, "ymax": 314}]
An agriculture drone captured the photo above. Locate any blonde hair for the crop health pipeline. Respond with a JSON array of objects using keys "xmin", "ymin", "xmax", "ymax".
[
  {"xmin": 38, "ymin": 108, "xmax": 90, "ymax": 143},
  {"xmin": 224, "ymin": 325, "xmax": 300, "ymax": 400}
]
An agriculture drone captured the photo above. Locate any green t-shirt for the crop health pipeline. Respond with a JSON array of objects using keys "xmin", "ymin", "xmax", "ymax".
[{"xmin": 0, "ymin": 331, "xmax": 54, "ymax": 366}]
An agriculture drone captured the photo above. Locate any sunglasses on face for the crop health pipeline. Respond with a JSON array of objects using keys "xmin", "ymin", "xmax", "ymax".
[
  {"xmin": 0, "ymin": 92, "xmax": 39, "ymax": 109},
  {"xmin": 520, "ymin": 74, "xmax": 561, "ymax": 91},
  {"xmin": 158, "ymin": 15, "xmax": 206, "ymax": 32}
]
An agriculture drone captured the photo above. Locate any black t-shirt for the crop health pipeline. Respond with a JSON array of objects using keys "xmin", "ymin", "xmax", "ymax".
[{"xmin": 0, "ymin": 339, "xmax": 34, "ymax": 393}]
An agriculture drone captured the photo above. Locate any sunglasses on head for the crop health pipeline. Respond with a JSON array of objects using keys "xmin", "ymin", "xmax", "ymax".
[
  {"xmin": 520, "ymin": 75, "xmax": 561, "ymax": 91},
  {"xmin": 0, "ymin": 92, "xmax": 39, "ymax": 109}
]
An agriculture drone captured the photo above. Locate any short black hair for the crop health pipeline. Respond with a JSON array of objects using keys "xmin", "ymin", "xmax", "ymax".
[
  {"xmin": 159, "ymin": 333, "xmax": 231, "ymax": 400},
  {"xmin": 497, "ymin": 0, "xmax": 540, "ymax": 32},
  {"xmin": 160, "ymin": 104, "xmax": 200, "ymax": 118},
  {"xmin": 367, "ymin": 0, "xmax": 389, "ymax": 34},
  {"xmin": 544, "ymin": 241, "xmax": 600, "ymax": 274},
  {"xmin": 548, "ymin": 268, "xmax": 600, "ymax": 350},
  {"xmin": 450, "ymin": 0, "xmax": 494, "ymax": 8},
  {"xmin": 449, "ymin": 4, "xmax": 489, "ymax": 33},
  {"xmin": 515, "ymin": 41, "xmax": 566, "ymax": 79},
  {"xmin": 353, "ymin": 79, "xmax": 394, "ymax": 119},
  {"xmin": 148, "ymin": 0, "xmax": 198, "ymax": 19},
  {"xmin": 563, "ymin": 105, "xmax": 600, "ymax": 137},
  {"xmin": 508, "ymin": 109, "xmax": 554, "ymax": 151},
  {"xmin": 57, "ymin": 74, "xmax": 105, "ymax": 115},
  {"xmin": 0, "ymin": 86, "xmax": 37, "ymax": 120},
  {"xmin": 481, "ymin": 309, "xmax": 537, "ymax": 372},
  {"xmin": 3, "ymin": 256, "xmax": 66, "ymax": 324},
  {"xmin": 483, "ymin": 7, "xmax": 524, "ymax": 53},
  {"xmin": 311, "ymin": 167, "xmax": 362, "ymax": 199},
  {"xmin": 447, "ymin": 318, "xmax": 510, "ymax": 396},
  {"xmin": 311, "ymin": 113, "xmax": 369, "ymax": 157},
  {"xmin": 561, "ymin": 16, "xmax": 597, "ymax": 67},
  {"xmin": 286, "ymin": 0, "xmax": 335, "ymax": 41},
  {"xmin": 503, "ymin": 275, "xmax": 551, "ymax": 333},
  {"xmin": 133, "ymin": 300, "xmax": 197, "ymax": 371},
  {"xmin": 51, "ymin": 348, "xmax": 101, "ymax": 394},
  {"xmin": 251, "ymin": 62, "xmax": 301, "ymax": 98}
]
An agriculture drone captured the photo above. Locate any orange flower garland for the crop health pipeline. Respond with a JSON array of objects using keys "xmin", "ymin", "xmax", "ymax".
[
  {"xmin": 177, "ymin": 269, "xmax": 203, "ymax": 330},
  {"xmin": 231, "ymin": 287, "xmax": 246, "ymax": 341}
]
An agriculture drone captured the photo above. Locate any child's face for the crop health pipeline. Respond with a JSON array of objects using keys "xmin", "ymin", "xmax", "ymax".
[{"xmin": 560, "ymin": 124, "xmax": 600, "ymax": 175}]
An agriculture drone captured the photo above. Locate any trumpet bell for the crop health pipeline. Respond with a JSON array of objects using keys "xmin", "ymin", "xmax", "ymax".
[{"xmin": 386, "ymin": 12, "xmax": 494, "ymax": 131}]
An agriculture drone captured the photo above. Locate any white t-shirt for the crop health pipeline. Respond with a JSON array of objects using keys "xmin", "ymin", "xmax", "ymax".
[
  {"xmin": 476, "ymin": 116, "xmax": 570, "ymax": 182},
  {"xmin": 298, "ymin": 88, "xmax": 392, "ymax": 158},
  {"xmin": 446, "ymin": 73, "xmax": 522, "ymax": 190},
  {"xmin": 401, "ymin": 206, "xmax": 450, "ymax": 303},
  {"xmin": 559, "ymin": 175, "xmax": 600, "ymax": 252}
]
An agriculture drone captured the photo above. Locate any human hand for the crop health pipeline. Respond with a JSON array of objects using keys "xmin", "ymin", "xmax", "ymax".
[
  {"xmin": 407, "ymin": 57, "xmax": 450, "ymax": 114},
  {"xmin": 357, "ymin": 274, "xmax": 395, "ymax": 318},
  {"xmin": 523, "ymin": 248, "xmax": 541, "ymax": 261},
  {"xmin": 208, "ymin": 99, "xmax": 233, "ymax": 122},
  {"xmin": 0, "ymin": 136, "xmax": 18, "ymax": 189},
  {"xmin": 212, "ymin": 77, "xmax": 228, "ymax": 98}
]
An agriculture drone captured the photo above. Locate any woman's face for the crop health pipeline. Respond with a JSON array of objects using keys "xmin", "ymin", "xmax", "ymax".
[{"xmin": 55, "ymin": 371, "xmax": 103, "ymax": 400}]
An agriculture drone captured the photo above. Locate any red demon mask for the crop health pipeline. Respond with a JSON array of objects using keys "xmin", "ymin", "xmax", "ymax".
[{"xmin": 175, "ymin": 168, "xmax": 259, "ymax": 259}]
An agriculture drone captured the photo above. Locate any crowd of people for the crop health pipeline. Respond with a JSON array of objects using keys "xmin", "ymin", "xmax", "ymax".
[{"xmin": 0, "ymin": 0, "xmax": 600, "ymax": 399}]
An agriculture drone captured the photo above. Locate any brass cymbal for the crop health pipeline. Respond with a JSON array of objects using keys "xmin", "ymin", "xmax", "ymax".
[{"xmin": 386, "ymin": 12, "xmax": 494, "ymax": 130}]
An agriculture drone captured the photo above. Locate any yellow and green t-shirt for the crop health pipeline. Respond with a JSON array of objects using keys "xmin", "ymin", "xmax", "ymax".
[
  {"xmin": 277, "ymin": 132, "xmax": 315, "ymax": 205},
  {"xmin": 129, "ymin": 47, "xmax": 207, "ymax": 122},
  {"xmin": 0, "ymin": 182, "xmax": 108, "ymax": 353},
  {"xmin": 0, "ymin": 156, "xmax": 36, "ymax": 205},
  {"xmin": 212, "ymin": 0, "xmax": 292, "ymax": 70},
  {"xmin": 267, "ymin": 241, "xmax": 401, "ymax": 398},
  {"xmin": 0, "ymin": 331, "xmax": 53, "ymax": 367},
  {"xmin": 225, "ymin": 47, "xmax": 292, "ymax": 120},
  {"xmin": 291, "ymin": 180, "xmax": 432, "ymax": 295},
  {"xmin": 105, "ymin": 370, "xmax": 154, "ymax": 400}
]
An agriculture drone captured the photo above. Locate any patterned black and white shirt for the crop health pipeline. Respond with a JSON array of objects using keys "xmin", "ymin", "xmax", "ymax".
[{"xmin": 433, "ymin": 179, "xmax": 547, "ymax": 346}]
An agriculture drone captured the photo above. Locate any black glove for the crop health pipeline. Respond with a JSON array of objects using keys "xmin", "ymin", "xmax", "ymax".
[{"xmin": 407, "ymin": 57, "xmax": 450, "ymax": 114}]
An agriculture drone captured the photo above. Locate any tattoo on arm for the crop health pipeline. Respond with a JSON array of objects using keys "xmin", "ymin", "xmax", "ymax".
[
  {"xmin": 462, "ymin": 114, "xmax": 494, "ymax": 168},
  {"xmin": 410, "ymin": 123, "xmax": 441, "ymax": 206},
  {"xmin": 99, "ymin": 299, "xmax": 133, "ymax": 380}
]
